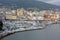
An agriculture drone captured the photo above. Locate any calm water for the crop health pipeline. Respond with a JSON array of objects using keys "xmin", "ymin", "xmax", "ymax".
[{"xmin": 2, "ymin": 24, "xmax": 60, "ymax": 40}]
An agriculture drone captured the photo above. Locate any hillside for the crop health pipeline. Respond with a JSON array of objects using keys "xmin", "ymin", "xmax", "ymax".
[{"xmin": 0, "ymin": 0, "xmax": 60, "ymax": 10}]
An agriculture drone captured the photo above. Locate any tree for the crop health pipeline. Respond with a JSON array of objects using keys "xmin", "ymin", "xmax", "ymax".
[{"xmin": 0, "ymin": 21, "xmax": 3, "ymax": 31}]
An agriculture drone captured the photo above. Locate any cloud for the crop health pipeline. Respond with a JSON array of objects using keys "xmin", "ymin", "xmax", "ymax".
[{"xmin": 37, "ymin": 0, "xmax": 60, "ymax": 5}]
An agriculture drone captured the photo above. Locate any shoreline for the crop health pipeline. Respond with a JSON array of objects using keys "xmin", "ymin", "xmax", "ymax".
[
  {"xmin": 0, "ymin": 21, "xmax": 60, "ymax": 39},
  {"xmin": 0, "ymin": 27, "xmax": 45, "ymax": 39}
]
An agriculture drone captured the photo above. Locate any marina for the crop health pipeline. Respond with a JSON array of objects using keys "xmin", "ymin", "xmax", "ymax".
[
  {"xmin": 0, "ymin": 20, "xmax": 60, "ymax": 39},
  {"xmin": 2, "ymin": 24, "xmax": 60, "ymax": 40},
  {"xmin": 0, "ymin": 8, "xmax": 60, "ymax": 39}
]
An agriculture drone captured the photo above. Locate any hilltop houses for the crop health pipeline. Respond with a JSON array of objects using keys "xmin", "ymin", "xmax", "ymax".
[{"xmin": 0, "ymin": 8, "xmax": 59, "ymax": 21}]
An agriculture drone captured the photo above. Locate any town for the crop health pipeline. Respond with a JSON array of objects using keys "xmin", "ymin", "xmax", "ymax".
[
  {"xmin": 0, "ymin": 8, "xmax": 60, "ymax": 39},
  {"xmin": 0, "ymin": 8, "xmax": 60, "ymax": 21},
  {"xmin": 0, "ymin": 8, "xmax": 60, "ymax": 31}
]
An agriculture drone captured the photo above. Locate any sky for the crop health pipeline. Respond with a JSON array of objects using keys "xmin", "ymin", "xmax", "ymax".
[{"xmin": 37, "ymin": 0, "xmax": 60, "ymax": 6}]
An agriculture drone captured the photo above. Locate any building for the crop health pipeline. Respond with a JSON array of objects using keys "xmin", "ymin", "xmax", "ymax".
[
  {"xmin": 6, "ymin": 15, "xmax": 17, "ymax": 20},
  {"xmin": 17, "ymin": 9, "xmax": 24, "ymax": 17},
  {"xmin": 0, "ymin": 13, "xmax": 5, "ymax": 20},
  {"xmin": 43, "ymin": 13, "xmax": 59, "ymax": 21},
  {"xmin": 50, "ymin": 14, "xmax": 59, "ymax": 21}
]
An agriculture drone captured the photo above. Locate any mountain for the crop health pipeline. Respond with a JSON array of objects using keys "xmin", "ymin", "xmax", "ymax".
[{"xmin": 0, "ymin": 0, "xmax": 60, "ymax": 10}]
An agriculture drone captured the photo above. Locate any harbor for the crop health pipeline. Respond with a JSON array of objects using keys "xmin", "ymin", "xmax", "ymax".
[
  {"xmin": 0, "ymin": 20, "xmax": 60, "ymax": 39},
  {"xmin": 0, "ymin": 8, "xmax": 60, "ymax": 39},
  {"xmin": 2, "ymin": 24, "xmax": 60, "ymax": 40}
]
